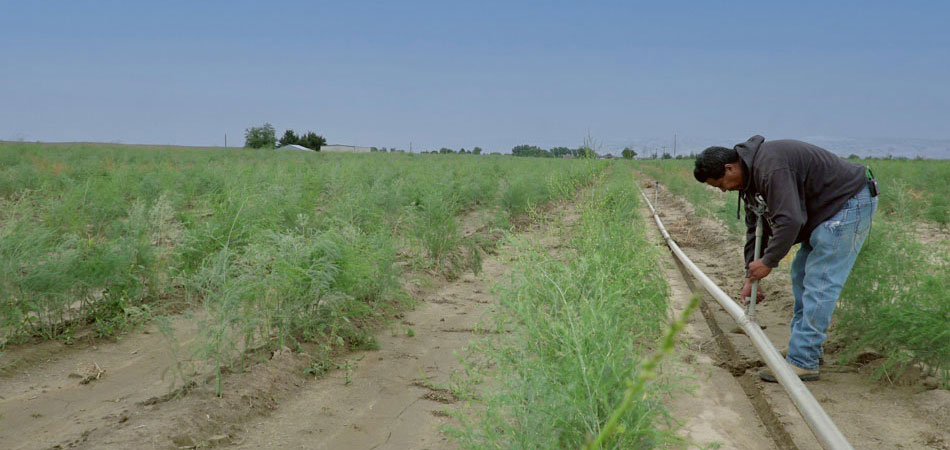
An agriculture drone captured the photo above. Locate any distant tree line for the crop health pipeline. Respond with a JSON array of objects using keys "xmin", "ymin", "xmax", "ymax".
[
  {"xmin": 507, "ymin": 144, "xmax": 698, "ymax": 160},
  {"xmin": 278, "ymin": 129, "xmax": 327, "ymax": 150},
  {"xmin": 621, "ymin": 146, "xmax": 697, "ymax": 160},
  {"xmin": 511, "ymin": 144, "xmax": 597, "ymax": 158},
  {"xmin": 242, "ymin": 126, "xmax": 702, "ymax": 159},
  {"xmin": 418, "ymin": 147, "xmax": 484, "ymax": 155},
  {"xmin": 652, "ymin": 152, "xmax": 696, "ymax": 160},
  {"xmin": 244, "ymin": 123, "xmax": 326, "ymax": 151},
  {"xmin": 369, "ymin": 147, "xmax": 410, "ymax": 153}
]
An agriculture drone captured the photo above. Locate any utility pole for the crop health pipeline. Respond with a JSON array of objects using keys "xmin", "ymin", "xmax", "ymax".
[
  {"xmin": 673, "ymin": 133, "xmax": 677, "ymax": 158},
  {"xmin": 224, "ymin": 134, "xmax": 227, "ymax": 148},
  {"xmin": 410, "ymin": 141, "xmax": 413, "ymax": 153}
]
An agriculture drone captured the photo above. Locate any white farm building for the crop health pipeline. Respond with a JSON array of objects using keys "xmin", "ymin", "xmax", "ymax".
[{"xmin": 276, "ymin": 144, "xmax": 314, "ymax": 152}]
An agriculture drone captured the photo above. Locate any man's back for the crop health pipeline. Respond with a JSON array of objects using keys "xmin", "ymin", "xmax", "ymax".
[{"xmin": 738, "ymin": 136, "xmax": 867, "ymax": 252}]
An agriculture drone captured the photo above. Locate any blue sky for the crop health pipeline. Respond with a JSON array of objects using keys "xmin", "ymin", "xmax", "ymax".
[{"xmin": 1, "ymin": 1, "xmax": 948, "ymax": 153}]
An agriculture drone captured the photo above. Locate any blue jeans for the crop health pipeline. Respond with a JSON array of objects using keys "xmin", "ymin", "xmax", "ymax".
[{"xmin": 787, "ymin": 185, "xmax": 878, "ymax": 371}]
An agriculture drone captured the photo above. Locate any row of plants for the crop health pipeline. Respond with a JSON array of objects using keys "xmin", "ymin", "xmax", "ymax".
[
  {"xmin": 633, "ymin": 158, "xmax": 950, "ymax": 386},
  {"xmin": 452, "ymin": 167, "xmax": 687, "ymax": 448},
  {"xmin": 636, "ymin": 159, "xmax": 745, "ymax": 234},
  {"xmin": 0, "ymin": 143, "xmax": 603, "ymax": 375},
  {"xmin": 865, "ymin": 158, "xmax": 950, "ymax": 225}
]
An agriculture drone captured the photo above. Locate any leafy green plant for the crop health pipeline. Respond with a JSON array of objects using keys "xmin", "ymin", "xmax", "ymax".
[{"xmin": 584, "ymin": 296, "xmax": 698, "ymax": 450}]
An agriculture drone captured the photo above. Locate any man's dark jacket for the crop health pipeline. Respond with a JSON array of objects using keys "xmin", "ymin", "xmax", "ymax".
[{"xmin": 736, "ymin": 135, "xmax": 867, "ymax": 269}]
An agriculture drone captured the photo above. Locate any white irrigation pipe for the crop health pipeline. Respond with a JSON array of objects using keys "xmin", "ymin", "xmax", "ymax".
[{"xmin": 638, "ymin": 186, "xmax": 853, "ymax": 450}]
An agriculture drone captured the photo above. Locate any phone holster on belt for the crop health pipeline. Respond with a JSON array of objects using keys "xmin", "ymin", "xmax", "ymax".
[{"xmin": 867, "ymin": 167, "xmax": 879, "ymax": 197}]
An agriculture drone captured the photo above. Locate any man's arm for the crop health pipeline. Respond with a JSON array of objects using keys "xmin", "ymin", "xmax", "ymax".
[{"xmin": 759, "ymin": 168, "xmax": 805, "ymax": 267}]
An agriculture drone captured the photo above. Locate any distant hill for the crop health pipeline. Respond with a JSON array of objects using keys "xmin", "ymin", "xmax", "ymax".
[{"xmin": 802, "ymin": 136, "xmax": 950, "ymax": 159}]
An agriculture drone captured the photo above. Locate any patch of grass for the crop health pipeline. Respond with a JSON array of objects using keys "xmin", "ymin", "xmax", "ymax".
[{"xmin": 451, "ymin": 168, "xmax": 678, "ymax": 449}]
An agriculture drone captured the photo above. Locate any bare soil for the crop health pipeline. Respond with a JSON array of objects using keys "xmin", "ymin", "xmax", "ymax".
[{"xmin": 642, "ymin": 179, "xmax": 950, "ymax": 450}]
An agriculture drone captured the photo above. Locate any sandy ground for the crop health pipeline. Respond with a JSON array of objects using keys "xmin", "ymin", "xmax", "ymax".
[
  {"xmin": 641, "ymin": 178, "xmax": 950, "ymax": 450},
  {"xmin": 0, "ymin": 311, "xmax": 208, "ymax": 449}
]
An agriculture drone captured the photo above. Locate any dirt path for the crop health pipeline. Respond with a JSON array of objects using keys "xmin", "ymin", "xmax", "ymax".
[
  {"xmin": 641, "ymin": 179, "xmax": 950, "ymax": 450},
  {"xmin": 226, "ymin": 257, "xmax": 499, "ymax": 449},
  {"xmin": 0, "ymin": 312, "xmax": 206, "ymax": 450}
]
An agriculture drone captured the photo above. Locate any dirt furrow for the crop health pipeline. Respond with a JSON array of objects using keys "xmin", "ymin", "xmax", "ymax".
[
  {"xmin": 0, "ymin": 313, "xmax": 204, "ymax": 450},
  {"xmin": 640, "ymin": 196, "xmax": 779, "ymax": 449},
  {"xmin": 225, "ymin": 258, "xmax": 499, "ymax": 450}
]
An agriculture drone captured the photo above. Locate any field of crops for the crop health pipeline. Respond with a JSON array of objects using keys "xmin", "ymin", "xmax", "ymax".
[
  {"xmin": 1, "ymin": 143, "xmax": 947, "ymax": 449},
  {"xmin": 0, "ymin": 143, "xmax": 601, "ymax": 371}
]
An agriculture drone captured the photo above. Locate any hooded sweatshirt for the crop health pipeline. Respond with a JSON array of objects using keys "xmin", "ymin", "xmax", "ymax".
[{"xmin": 735, "ymin": 136, "xmax": 867, "ymax": 269}]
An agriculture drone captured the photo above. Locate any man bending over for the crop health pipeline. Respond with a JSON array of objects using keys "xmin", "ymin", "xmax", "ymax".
[{"xmin": 693, "ymin": 135, "xmax": 878, "ymax": 381}]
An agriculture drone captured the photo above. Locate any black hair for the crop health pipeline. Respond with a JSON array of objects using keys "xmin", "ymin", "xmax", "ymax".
[{"xmin": 693, "ymin": 146, "xmax": 739, "ymax": 182}]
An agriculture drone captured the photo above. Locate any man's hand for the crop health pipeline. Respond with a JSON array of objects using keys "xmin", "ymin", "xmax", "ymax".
[
  {"xmin": 747, "ymin": 259, "xmax": 772, "ymax": 280},
  {"xmin": 739, "ymin": 278, "xmax": 766, "ymax": 306}
]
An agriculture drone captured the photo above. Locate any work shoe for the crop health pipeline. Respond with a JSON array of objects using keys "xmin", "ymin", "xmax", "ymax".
[
  {"xmin": 759, "ymin": 362, "xmax": 820, "ymax": 383},
  {"xmin": 780, "ymin": 348, "xmax": 824, "ymax": 366}
]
